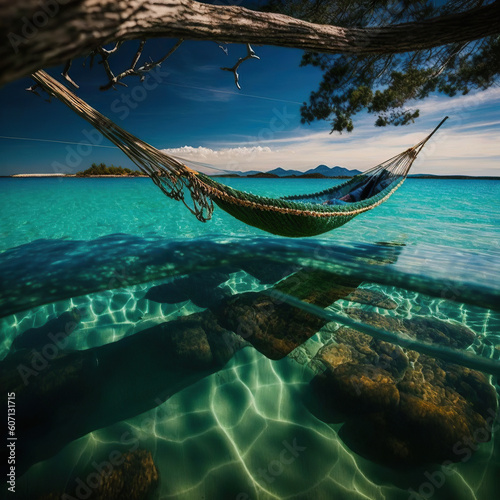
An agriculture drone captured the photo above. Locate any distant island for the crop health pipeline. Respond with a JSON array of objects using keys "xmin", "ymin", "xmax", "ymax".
[
  {"xmin": 75, "ymin": 163, "xmax": 147, "ymax": 177},
  {"xmin": 5, "ymin": 162, "xmax": 499, "ymax": 180}
]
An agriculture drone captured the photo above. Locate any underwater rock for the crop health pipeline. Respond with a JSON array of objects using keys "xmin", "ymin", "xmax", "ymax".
[
  {"xmin": 214, "ymin": 292, "xmax": 327, "ymax": 360},
  {"xmin": 37, "ymin": 449, "xmax": 159, "ymax": 500},
  {"xmin": 212, "ymin": 269, "xmax": 365, "ymax": 359},
  {"xmin": 186, "ymin": 286, "xmax": 229, "ymax": 309},
  {"xmin": 11, "ymin": 308, "xmax": 81, "ymax": 352},
  {"xmin": 443, "ymin": 363, "xmax": 498, "ymax": 418},
  {"xmin": 311, "ymin": 322, "xmax": 497, "ymax": 465},
  {"xmin": 347, "ymin": 309, "xmax": 476, "ymax": 349},
  {"xmin": 273, "ymin": 269, "xmax": 361, "ymax": 308},
  {"xmin": 320, "ymin": 328, "xmax": 410, "ymax": 380},
  {"xmin": 340, "ymin": 392, "xmax": 489, "ymax": 465},
  {"xmin": 0, "ymin": 346, "xmax": 96, "ymax": 408},
  {"xmin": 0, "ymin": 309, "xmax": 246, "ymax": 477},
  {"xmin": 401, "ymin": 316, "xmax": 476, "ymax": 349},
  {"xmin": 164, "ymin": 311, "xmax": 248, "ymax": 368},
  {"xmin": 94, "ymin": 449, "xmax": 159, "ymax": 500},
  {"xmin": 315, "ymin": 330, "xmax": 408, "ymax": 414},
  {"xmin": 344, "ymin": 289, "xmax": 398, "ymax": 309},
  {"xmin": 327, "ymin": 363, "xmax": 401, "ymax": 413}
]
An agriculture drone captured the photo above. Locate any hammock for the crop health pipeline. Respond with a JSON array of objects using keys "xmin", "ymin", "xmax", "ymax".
[{"xmin": 32, "ymin": 71, "xmax": 448, "ymax": 237}]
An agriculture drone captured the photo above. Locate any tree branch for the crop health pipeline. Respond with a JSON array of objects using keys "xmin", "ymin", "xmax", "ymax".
[
  {"xmin": 1, "ymin": 0, "xmax": 499, "ymax": 86},
  {"xmin": 61, "ymin": 60, "xmax": 79, "ymax": 89},
  {"xmin": 136, "ymin": 39, "xmax": 183, "ymax": 73},
  {"xmin": 98, "ymin": 39, "xmax": 146, "ymax": 90},
  {"xmin": 96, "ymin": 38, "xmax": 182, "ymax": 90},
  {"xmin": 221, "ymin": 44, "xmax": 259, "ymax": 89}
]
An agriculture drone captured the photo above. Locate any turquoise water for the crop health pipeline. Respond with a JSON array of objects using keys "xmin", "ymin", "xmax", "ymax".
[
  {"xmin": 1, "ymin": 178, "xmax": 499, "ymax": 252},
  {"xmin": 0, "ymin": 177, "xmax": 499, "ymax": 500}
]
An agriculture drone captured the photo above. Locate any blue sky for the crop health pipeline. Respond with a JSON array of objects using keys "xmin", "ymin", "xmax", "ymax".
[{"xmin": 0, "ymin": 37, "xmax": 499, "ymax": 176}]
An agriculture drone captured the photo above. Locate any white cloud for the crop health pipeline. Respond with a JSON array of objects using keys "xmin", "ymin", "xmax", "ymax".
[
  {"xmin": 407, "ymin": 86, "xmax": 500, "ymax": 117},
  {"xmin": 163, "ymin": 145, "xmax": 272, "ymax": 161},
  {"xmin": 161, "ymin": 145, "xmax": 285, "ymax": 173},
  {"xmin": 162, "ymin": 90, "xmax": 500, "ymax": 176}
]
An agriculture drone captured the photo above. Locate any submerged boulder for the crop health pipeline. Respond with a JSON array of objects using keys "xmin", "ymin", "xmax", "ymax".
[
  {"xmin": 212, "ymin": 269, "xmax": 400, "ymax": 360},
  {"xmin": 212, "ymin": 269, "xmax": 366, "ymax": 359},
  {"xmin": 164, "ymin": 311, "xmax": 248, "ymax": 368},
  {"xmin": 344, "ymin": 289, "xmax": 398, "ymax": 309},
  {"xmin": 1, "ymin": 308, "xmax": 245, "ymax": 478},
  {"xmin": 213, "ymin": 291, "xmax": 327, "ymax": 360},
  {"xmin": 311, "ymin": 314, "xmax": 498, "ymax": 465},
  {"xmin": 11, "ymin": 307, "xmax": 81, "ymax": 352},
  {"xmin": 94, "ymin": 449, "xmax": 159, "ymax": 500},
  {"xmin": 346, "ymin": 309, "xmax": 476, "ymax": 349},
  {"xmin": 273, "ymin": 270, "xmax": 361, "ymax": 308},
  {"xmin": 37, "ymin": 449, "xmax": 159, "ymax": 500}
]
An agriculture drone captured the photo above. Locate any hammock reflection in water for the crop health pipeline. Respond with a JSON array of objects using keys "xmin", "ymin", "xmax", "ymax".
[{"xmin": 0, "ymin": 235, "xmax": 498, "ymax": 498}]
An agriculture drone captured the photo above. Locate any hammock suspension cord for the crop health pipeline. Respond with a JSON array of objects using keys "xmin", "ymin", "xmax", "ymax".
[{"xmin": 31, "ymin": 70, "xmax": 448, "ymax": 237}]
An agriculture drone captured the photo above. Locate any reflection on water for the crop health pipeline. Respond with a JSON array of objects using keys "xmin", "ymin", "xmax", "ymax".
[{"xmin": 0, "ymin": 234, "xmax": 499, "ymax": 499}]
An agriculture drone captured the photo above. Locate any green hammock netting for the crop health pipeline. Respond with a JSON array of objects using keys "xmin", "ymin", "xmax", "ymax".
[{"xmin": 32, "ymin": 71, "xmax": 448, "ymax": 237}]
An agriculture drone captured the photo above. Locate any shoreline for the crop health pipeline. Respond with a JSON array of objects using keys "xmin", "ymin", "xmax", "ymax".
[
  {"xmin": 6, "ymin": 174, "xmax": 147, "ymax": 178},
  {"xmin": 3, "ymin": 174, "xmax": 500, "ymax": 180}
]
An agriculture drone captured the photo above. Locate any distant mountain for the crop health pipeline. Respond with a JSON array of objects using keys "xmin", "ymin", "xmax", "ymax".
[
  {"xmin": 247, "ymin": 172, "xmax": 280, "ymax": 178},
  {"xmin": 234, "ymin": 170, "xmax": 260, "ymax": 176},
  {"xmin": 209, "ymin": 165, "xmax": 362, "ymax": 178},
  {"xmin": 408, "ymin": 173, "xmax": 439, "ymax": 178},
  {"xmin": 267, "ymin": 167, "xmax": 304, "ymax": 177},
  {"xmin": 304, "ymin": 165, "xmax": 362, "ymax": 177},
  {"xmin": 210, "ymin": 170, "xmax": 260, "ymax": 177}
]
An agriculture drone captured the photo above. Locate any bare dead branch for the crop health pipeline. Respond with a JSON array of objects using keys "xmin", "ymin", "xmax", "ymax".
[
  {"xmin": 96, "ymin": 46, "xmax": 118, "ymax": 88},
  {"xmin": 99, "ymin": 42, "xmax": 123, "ymax": 56},
  {"xmin": 136, "ymin": 39, "xmax": 183, "ymax": 74},
  {"xmin": 98, "ymin": 40, "xmax": 145, "ymax": 90},
  {"xmin": 61, "ymin": 61, "xmax": 79, "ymax": 89},
  {"xmin": 25, "ymin": 84, "xmax": 51, "ymax": 102},
  {"xmin": 131, "ymin": 40, "xmax": 147, "ymax": 69},
  {"xmin": 98, "ymin": 39, "xmax": 183, "ymax": 90},
  {"xmin": 25, "ymin": 84, "xmax": 41, "ymax": 98},
  {"xmin": 216, "ymin": 42, "xmax": 229, "ymax": 55},
  {"xmin": 221, "ymin": 43, "xmax": 260, "ymax": 89}
]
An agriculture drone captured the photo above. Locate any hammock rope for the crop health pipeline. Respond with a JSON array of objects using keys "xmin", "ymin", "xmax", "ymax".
[{"xmin": 31, "ymin": 70, "xmax": 448, "ymax": 237}]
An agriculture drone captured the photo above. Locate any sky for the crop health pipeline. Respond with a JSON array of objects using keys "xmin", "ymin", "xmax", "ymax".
[{"xmin": 0, "ymin": 35, "xmax": 499, "ymax": 176}]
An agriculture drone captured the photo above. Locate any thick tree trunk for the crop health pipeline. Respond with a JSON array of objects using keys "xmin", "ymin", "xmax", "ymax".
[{"xmin": 1, "ymin": 0, "xmax": 499, "ymax": 86}]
